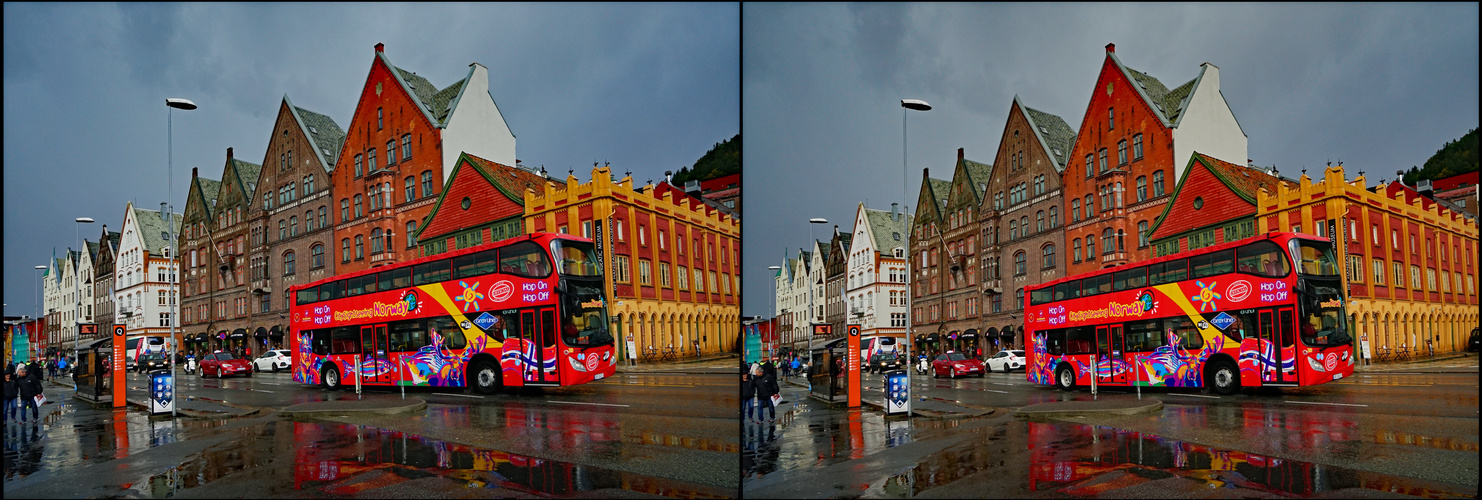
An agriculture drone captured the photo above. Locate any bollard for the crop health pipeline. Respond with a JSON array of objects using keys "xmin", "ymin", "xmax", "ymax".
[
  {"xmin": 1135, "ymin": 355, "xmax": 1141, "ymax": 401},
  {"xmin": 355, "ymin": 354, "xmax": 362, "ymax": 400},
  {"xmin": 1091, "ymin": 355, "xmax": 1098, "ymax": 400},
  {"xmin": 399, "ymin": 358, "xmax": 405, "ymax": 400}
]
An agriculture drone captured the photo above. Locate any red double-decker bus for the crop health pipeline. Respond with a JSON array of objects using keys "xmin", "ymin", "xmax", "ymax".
[
  {"xmin": 288, "ymin": 233, "xmax": 616, "ymax": 393},
  {"xmin": 1025, "ymin": 232, "xmax": 1353, "ymax": 395}
]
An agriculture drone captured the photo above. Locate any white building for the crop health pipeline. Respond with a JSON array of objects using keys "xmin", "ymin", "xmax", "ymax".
[
  {"xmin": 114, "ymin": 202, "xmax": 182, "ymax": 348},
  {"xmin": 846, "ymin": 203, "xmax": 913, "ymax": 344},
  {"xmin": 43, "ymin": 254, "xmax": 63, "ymax": 349},
  {"xmin": 55, "ymin": 240, "xmax": 98, "ymax": 354}
]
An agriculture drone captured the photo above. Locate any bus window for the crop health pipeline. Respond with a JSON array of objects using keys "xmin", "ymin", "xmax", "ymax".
[
  {"xmin": 472, "ymin": 249, "xmax": 500, "ymax": 276},
  {"xmin": 560, "ymin": 282, "xmax": 612, "ymax": 347},
  {"xmin": 1113, "ymin": 267, "xmax": 1147, "ymax": 291},
  {"xmin": 347, "ymin": 275, "xmax": 365, "ymax": 296},
  {"xmin": 1225, "ymin": 310, "xmax": 1259, "ymax": 343},
  {"xmin": 389, "ymin": 319, "xmax": 427, "ymax": 352},
  {"xmin": 297, "ymin": 286, "xmax": 318, "ymax": 305},
  {"xmin": 1191, "ymin": 249, "xmax": 1234, "ymax": 279},
  {"xmin": 499, "ymin": 241, "xmax": 552, "ymax": 278},
  {"xmin": 1030, "ymin": 288, "xmax": 1052, "ymax": 306},
  {"xmin": 1150, "ymin": 259, "xmax": 1187, "ymax": 284},
  {"xmin": 1044, "ymin": 329, "xmax": 1066, "ymax": 355},
  {"xmin": 362, "ymin": 273, "xmax": 379, "ymax": 294},
  {"xmin": 1169, "ymin": 319, "xmax": 1202, "ymax": 350},
  {"xmin": 310, "ymin": 329, "xmax": 330, "ymax": 355},
  {"xmin": 1279, "ymin": 309, "xmax": 1295, "ymax": 348},
  {"xmin": 323, "ymin": 281, "xmax": 345, "ymax": 300},
  {"xmin": 489, "ymin": 310, "xmax": 520, "ymax": 341},
  {"xmin": 413, "ymin": 260, "xmax": 452, "ymax": 285},
  {"xmin": 451, "ymin": 253, "xmax": 478, "ymax": 279},
  {"xmin": 428, "ymin": 316, "xmax": 465, "ymax": 349},
  {"xmin": 541, "ymin": 308, "xmax": 557, "ymax": 349},
  {"xmin": 1293, "ymin": 239, "xmax": 1339, "ymax": 276},
  {"xmin": 330, "ymin": 327, "xmax": 359, "ymax": 354},
  {"xmin": 1051, "ymin": 282, "xmax": 1069, "ymax": 301},
  {"xmin": 1124, "ymin": 320, "xmax": 1163, "ymax": 352},
  {"xmin": 1236, "ymin": 241, "xmax": 1290, "ymax": 277},
  {"xmin": 1084, "ymin": 274, "xmax": 1112, "ymax": 296},
  {"xmin": 1065, "ymin": 327, "xmax": 1095, "ymax": 355},
  {"xmin": 384, "ymin": 267, "xmax": 412, "ymax": 290},
  {"xmin": 551, "ymin": 239, "xmax": 602, "ymax": 277},
  {"xmin": 1065, "ymin": 280, "xmax": 1082, "ymax": 299}
]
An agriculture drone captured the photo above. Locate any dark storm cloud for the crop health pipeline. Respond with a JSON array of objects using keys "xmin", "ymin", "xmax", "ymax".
[
  {"xmin": 3, "ymin": 3, "xmax": 738, "ymax": 317},
  {"xmin": 742, "ymin": 3, "xmax": 1477, "ymax": 317}
]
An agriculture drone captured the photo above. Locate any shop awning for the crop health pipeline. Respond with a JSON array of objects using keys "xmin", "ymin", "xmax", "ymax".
[
  {"xmin": 269, "ymin": 325, "xmax": 284, "ymax": 338},
  {"xmin": 961, "ymin": 329, "xmax": 978, "ymax": 340},
  {"xmin": 1000, "ymin": 326, "xmax": 1017, "ymax": 338},
  {"xmin": 230, "ymin": 328, "xmax": 247, "ymax": 339},
  {"xmin": 253, "ymin": 327, "xmax": 268, "ymax": 338},
  {"xmin": 925, "ymin": 333, "xmax": 939, "ymax": 343}
]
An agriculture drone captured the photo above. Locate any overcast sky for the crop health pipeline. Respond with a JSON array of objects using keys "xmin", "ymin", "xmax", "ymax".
[
  {"xmin": 742, "ymin": 2, "xmax": 1478, "ymax": 318},
  {"xmin": 3, "ymin": 3, "xmax": 738, "ymax": 319}
]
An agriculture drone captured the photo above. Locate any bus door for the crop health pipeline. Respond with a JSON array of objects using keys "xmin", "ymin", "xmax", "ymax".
[
  {"xmin": 538, "ymin": 307, "xmax": 558, "ymax": 384},
  {"xmin": 359, "ymin": 324, "xmax": 389, "ymax": 384},
  {"xmin": 518, "ymin": 309, "xmax": 559, "ymax": 385},
  {"xmin": 1096, "ymin": 325, "xmax": 1127, "ymax": 384},
  {"xmin": 1261, "ymin": 308, "xmax": 1298, "ymax": 384}
]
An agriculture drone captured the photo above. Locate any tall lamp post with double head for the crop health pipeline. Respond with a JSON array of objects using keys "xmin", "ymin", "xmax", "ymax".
[
  {"xmin": 74, "ymin": 216, "xmax": 95, "ymax": 390},
  {"xmin": 165, "ymin": 97, "xmax": 197, "ymax": 418}
]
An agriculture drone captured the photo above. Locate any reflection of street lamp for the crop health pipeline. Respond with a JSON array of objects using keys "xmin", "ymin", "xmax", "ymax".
[
  {"xmin": 165, "ymin": 97, "xmax": 196, "ymax": 419},
  {"xmin": 74, "ymin": 216, "xmax": 95, "ymax": 391}
]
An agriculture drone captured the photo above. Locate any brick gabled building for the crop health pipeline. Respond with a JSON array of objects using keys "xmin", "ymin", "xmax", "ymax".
[
  {"xmin": 331, "ymin": 43, "xmax": 518, "ymax": 275},
  {"xmin": 909, "ymin": 173, "xmax": 951, "ymax": 354},
  {"xmin": 247, "ymin": 96, "xmax": 345, "ymax": 351},
  {"xmin": 925, "ymin": 149, "xmax": 993, "ymax": 355},
  {"xmin": 92, "ymin": 227, "xmax": 122, "ymax": 341},
  {"xmin": 180, "ymin": 169, "xmax": 221, "ymax": 353},
  {"xmin": 979, "ymin": 97, "xmax": 1077, "ymax": 354},
  {"xmin": 206, "ymin": 148, "xmax": 263, "ymax": 354},
  {"xmin": 1145, "ymin": 152, "xmax": 1294, "ymax": 256},
  {"xmin": 1063, "ymin": 43, "xmax": 1248, "ymax": 276},
  {"xmin": 825, "ymin": 227, "xmax": 852, "ymax": 343},
  {"xmin": 413, "ymin": 152, "xmax": 548, "ymax": 256}
]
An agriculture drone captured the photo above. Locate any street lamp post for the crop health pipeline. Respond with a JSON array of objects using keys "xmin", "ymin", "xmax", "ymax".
[
  {"xmin": 900, "ymin": 99, "xmax": 929, "ymax": 367},
  {"xmin": 35, "ymin": 265, "xmax": 47, "ymax": 360},
  {"xmin": 166, "ymin": 97, "xmax": 196, "ymax": 418},
  {"xmin": 807, "ymin": 217, "xmax": 828, "ymax": 391},
  {"xmin": 74, "ymin": 217, "xmax": 95, "ymax": 390},
  {"xmin": 768, "ymin": 265, "xmax": 781, "ymax": 361}
]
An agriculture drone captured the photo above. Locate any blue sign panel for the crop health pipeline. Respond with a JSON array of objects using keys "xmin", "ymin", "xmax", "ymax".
[
  {"xmin": 150, "ymin": 371, "xmax": 174, "ymax": 414},
  {"xmin": 473, "ymin": 312, "xmax": 498, "ymax": 331},
  {"xmin": 885, "ymin": 370, "xmax": 910, "ymax": 415},
  {"xmin": 1210, "ymin": 312, "xmax": 1236, "ymax": 331}
]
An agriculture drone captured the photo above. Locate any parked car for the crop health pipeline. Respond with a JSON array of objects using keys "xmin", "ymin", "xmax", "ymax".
[
  {"xmin": 1468, "ymin": 328, "xmax": 1481, "ymax": 353},
  {"xmin": 201, "ymin": 351, "xmax": 253, "ymax": 378},
  {"xmin": 985, "ymin": 350, "xmax": 1026, "ymax": 373},
  {"xmin": 136, "ymin": 353, "xmax": 170, "ymax": 373},
  {"xmin": 869, "ymin": 353, "xmax": 902, "ymax": 373},
  {"xmin": 252, "ymin": 349, "xmax": 292, "ymax": 373},
  {"xmin": 931, "ymin": 351, "xmax": 984, "ymax": 378}
]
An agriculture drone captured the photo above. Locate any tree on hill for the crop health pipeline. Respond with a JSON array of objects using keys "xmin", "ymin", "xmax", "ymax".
[
  {"xmin": 1403, "ymin": 128, "xmax": 1478, "ymax": 185},
  {"xmin": 671, "ymin": 133, "xmax": 740, "ymax": 185}
]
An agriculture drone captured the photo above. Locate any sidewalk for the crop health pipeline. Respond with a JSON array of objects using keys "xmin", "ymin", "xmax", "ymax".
[
  {"xmin": 1355, "ymin": 351, "xmax": 1476, "ymax": 372},
  {"xmin": 615, "ymin": 352, "xmax": 739, "ymax": 373},
  {"xmin": 44, "ymin": 378, "xmax": 259, "ymax": 419}
]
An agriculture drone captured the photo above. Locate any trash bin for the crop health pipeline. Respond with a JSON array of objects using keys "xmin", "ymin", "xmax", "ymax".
[
  {"xmin": 884, "ymin": 369, "xmax": 910, "ymax": 415},
  {"xmin": 149, "ymin": 369, "xmax": 175, "ymax": 415}
]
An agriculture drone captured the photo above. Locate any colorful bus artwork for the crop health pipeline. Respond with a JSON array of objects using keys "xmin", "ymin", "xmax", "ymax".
[
  {"xmin": 288, "ymin": 233, "xmax": 616, "ymax": 393},
  {"xmin": 1025, "ymin": 232, "xmax": 1354, "ymax": 395}
]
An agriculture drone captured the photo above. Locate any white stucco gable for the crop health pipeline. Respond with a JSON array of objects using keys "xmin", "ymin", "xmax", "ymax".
[
  {"xmin": 1172, "ymin": 63, "xmax": 1248, "ymax": 179},
  {"xmin": 441, "ymin": 62, "xmax": 517, "ymax": 178}
]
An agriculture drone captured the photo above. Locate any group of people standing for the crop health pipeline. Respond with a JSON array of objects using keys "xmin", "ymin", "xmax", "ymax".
[
  {"xmin": 741, "ymin": 360, "xmax": 781, "ymax": 424},
  {"xmin": 5, "ymin": 361, "xmax": 47, "ymax": 425}
]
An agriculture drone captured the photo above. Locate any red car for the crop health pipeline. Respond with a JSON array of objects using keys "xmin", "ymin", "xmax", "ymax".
[
  {"xmin": 931, "ymin": 351, "xmax": 984, "ymax": 378},
  {"xmin": 201, "ymin": 351, "xmax": 253, "ymax": 378}
]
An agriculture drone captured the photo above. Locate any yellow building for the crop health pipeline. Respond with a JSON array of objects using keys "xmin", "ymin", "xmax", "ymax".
[
  {"xmin": 1257, "ymin": 166, "xmax": 1479, "ymax": 356},
  {"xmin": 524, "ymin": 165, "xmax": 741, "ymax": 363}
]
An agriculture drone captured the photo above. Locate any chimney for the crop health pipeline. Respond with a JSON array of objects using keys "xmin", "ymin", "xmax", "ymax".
[
  {"xmin": 192, "ymin": 167, "xmax": 198, "ymax": 178},
  {"xmin": 665, "ymin": 170, "xmax": 673, "ymax": 184},
  {"xmin": 1418, "ymin": 180, "xmax": 1435, "ymax": 200},
  {"xmin": 1106, "ymin": 43, "xmax": 1115, "ymax": 53},
  {"xmin": 227, "ymin": 147, "xmax": 233, "ymax": 159},
  {"xmin": 958, "ymin": 148, "xmax": 964, "ymax": 162},
  {"xmin": 375, "ymin": 42, "xmax": 384, "ymax": 53},
  {"xmin": 891, "ymin": 202, "xmax": 899, "ymax": 220}
]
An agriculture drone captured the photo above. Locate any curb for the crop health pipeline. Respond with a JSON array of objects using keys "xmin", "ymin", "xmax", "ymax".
[
  {"xmin": 1014, "ymin": 399, "xmax": 1163, "ymax": 419},
  {"xmin": 123, "ymin": 397, "xmax": 262, "ymax": 419},
  {"xmin": 279, "ymin": 398, "xmax": 427, "ymax": 418}
]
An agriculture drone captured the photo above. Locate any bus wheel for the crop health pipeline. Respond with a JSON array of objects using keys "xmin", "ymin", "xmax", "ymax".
[
  {"xmin": 1209, "ymin": 360, "xmax": 1239, "ymax": 396},
  {"xmin": 321, "ymin": 365, "xmax": 341, "ymax": 391},
  {"xmin": 1056, "ymin": 365, "xmax": 1076, "ymax": 391},
  {"xmin": 469, "ymin": 359, "xmax": 501, "ymax": 395}
]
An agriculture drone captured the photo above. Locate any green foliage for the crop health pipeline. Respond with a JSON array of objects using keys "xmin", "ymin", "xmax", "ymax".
[
  {"xmin": 1403, "ymin": 128, "xmax": 1478, "ymax": 185},
  {"xmin": 671, "ymin": 133, "xmax": 740, "ymax": 185}
]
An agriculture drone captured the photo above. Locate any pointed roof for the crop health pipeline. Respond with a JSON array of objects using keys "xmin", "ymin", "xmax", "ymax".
[
  {"xmin": 864, "ymin": 207, "xmax": 913, "ymax": 255},
  {"xmin": 131, "ymin": 205, "xmax": 183, "ymax": 256},
  {"xmin": 86, "ymin": 240, "xmax": 99, "ymax": 259},
  {"xmin": 229, "ymin": 157, "xmax": 264, "ymax": 202},
  {"xmin": 413, "ymin": 152, "xmax": 548, "ymax": 241},
  {"xmin": 285, "ymin": 95, "xmax": 346, "ymax": 172},
  {"xmin": 378, "ymin": 48, "xmax": 473, "ymax": 129},
  {"xmin": 1016, "ymin": 96, "xmax": 1077, "ymax": 172},
  {"xmin": 1146, "ymin": 152, "xmax": 1296, "ymax": 241},
  {"xmin": 191, "ymin": 175, "xmax": 222, "ymax": 218},
  {"xmin": 960, "ymin": 158, "xmax": 994, "ymax": 200}
]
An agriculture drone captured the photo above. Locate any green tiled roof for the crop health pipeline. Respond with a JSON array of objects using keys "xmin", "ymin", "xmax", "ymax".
[
  {"xmin": 431, "ymin": 78, "xmax": 466, "ymax": 124},
  {"xmin": 291, "ymin": 101, "xmax": 345, "ymax": 171},
  {"xmin": 133, "ymin": 206, "xmax": 183, "ymax": 256},
  {"xmin": 86, "ymin": 240, "xmax": 99, "ymax": 260},
  {"xmin": 1122, "ymin": 61, "xmax": 1195, "ymax": 125},
  {"xmin": 194, "ymin": 177, "xmax": 222, "ymax": 218},
  {"xmin": 864, "ymin": 207, "xmax": 912, "ymax": 254},
  {"xmin": 961, "ymin": 158, "xmax": 994, "ymax": 199},
  {"xmin": 837, "ymin": 233, "xmax": 853, "ymax": 254},
  {"xmin": 231, "ymin": 158, "xmax": 263, "ymax": 202},
  {"xmin": 926, "ymin": 178, "xmax": 952, "ymax": 209},
  {"xmin": 395, "ymin": 66, "xmax": 440, "ymax": 115},
  {"xmin": 1020, "ymin": 99, "xmax": 1077, "ymax": 173}
]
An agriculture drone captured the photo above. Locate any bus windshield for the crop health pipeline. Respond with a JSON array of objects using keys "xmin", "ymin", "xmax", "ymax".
[
  {"xmin": 561, "ymin": 281, "xmax": 613, "ymax": 347},
  {"xmin": 1294, "ymin": 239, "xmax": 1339, "ymax": 276},
  {"xmin": 551, "ymin": 240, "xmax": 602, "ymax": 277},
  {"xmin": 1301, "ymin": 289, "xmax": 1351, "ymax": 347}
]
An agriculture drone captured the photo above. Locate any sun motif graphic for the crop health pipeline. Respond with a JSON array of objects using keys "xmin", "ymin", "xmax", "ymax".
[
  {"xmin": 454, "ymin": 281, "xmax": 483, "ymax": 312},
  {"xmin": 1190, "ymin": 280, "xmax": 1221, "ymax": 312}
]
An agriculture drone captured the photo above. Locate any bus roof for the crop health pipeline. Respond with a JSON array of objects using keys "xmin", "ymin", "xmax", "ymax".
[
  {"xmin": 1028, "ymin": 231, "xmax": 1328, "ymax": 292},
  {"xmin": 289, "ymin": 232, "xmax": 592, "ymax": 293}
]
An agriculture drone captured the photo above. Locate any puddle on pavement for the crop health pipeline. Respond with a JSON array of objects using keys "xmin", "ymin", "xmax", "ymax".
[
  {"xmin": 138, "ymin": 421, "xmax": 725, "ymax": 498},
  {"xmin": 5, "ymin": 404, "xmax": 256, "ymax": 481}
]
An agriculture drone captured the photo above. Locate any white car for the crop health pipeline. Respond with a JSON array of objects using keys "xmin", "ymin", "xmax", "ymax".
[
  {"xmin": 985, "ymin": 350, "xmax": 1025, "ymax": 373},
  {"xmin": 252, "ymin": 349, "xmax": 292, "ymax": 373}
]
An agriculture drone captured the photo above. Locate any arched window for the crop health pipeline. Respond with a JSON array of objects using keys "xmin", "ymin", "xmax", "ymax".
[
  {"xmin": 1014, "ymin": 251, "xmax": 1027, "ymax": 276},
  {"xmin": 311, "ymin": 244, "xmax": 324, "ymax": 269},
  {"xmin": 371, "ymin": 228, "xmax": 384, "ymax": 254},
  {"xmin": 289, "ymin": 216, "xmax": 298, "ymax": 237},
  {"xmin": 1049, "ymin": 206, "xmax": 1059, "ymax": 228},
  {"xmin": 304, "ymin": 210, "xmax": 314, "ymax": 231},
  {"xmin": 1015, "ymin": 288, "xmax": 1025, "ymax": 310},
  {"xmin": 1115, "ymin": 182, "xmax": 1123, "ymax": 208},
  {"xmin": 340, "ymin": 198, "xmax": 349, "ymax": 222},
  {"xmin": 405, "ymin": 176, "xmax": 416, "ymax": 202},
  {"xmin": 1098, "ymin": 148, "xmax": 1108, "ymax": 172},
  {"xmin": 1085, "ymin": 154, "xmax": 1093, "ymax": 178},
  {"xmin": 1084, "ymin": 195, "xmax": 1094, "ymax": 219},
  {"xmin": 421, "ymin": 171, "xmax": 434, "ymax": 198},
  {"xmin": 383, "ymin": 228, "xmax": 393, "ymax": 252},
  {"xmin": 282, "ymin": 251, "xmax": 296, "ymax": 276},
  {"xmin": 1138, "ymin": 220, "xmax": 1149, "ymax": 248},
  {"xmin": 1087, "ymin": 235, "xmax": 1096, "ymax": 258},
  {"xmin": 317, "ymin": 206, "xmax": 327, "ymax": 229},
  {"xmin": 1117, "ymin": 229, "xmax": 1125, "ymax": 251},
  {"xmin": 1020, "ymin": 216, "xmax": 1028, "ymax": 236},
  {"xmin": 1043, "ymin": 244, "xmax": 1057, "ymax": 269},
  {"xmin": 354, "ymin": 194, "xmax": 363, "ymax": 218},
  {"xmin": 1118, "ymin": 140, "xmax": 1127, "ymax": 165}
]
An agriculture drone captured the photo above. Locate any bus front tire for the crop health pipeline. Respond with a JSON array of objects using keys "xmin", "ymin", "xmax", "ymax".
[
  {"xmin": 1056, "ymin": 365, "xmax": 1076, "ymax": 391},
  {"xmin": 321, "ymin": 365, "xmax": 341, "ymax": 391},
  {"xmin": 1209, "ymin": 360, "xmax": 1239, "ymax": 396},
  {"xmin": 469, "ymin": 359, "xmax": 501, "ymax": 395}
]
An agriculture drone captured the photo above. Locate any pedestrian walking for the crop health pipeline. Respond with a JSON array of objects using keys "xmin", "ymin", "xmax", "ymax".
[
  {"xmin": 789, "ymin": 357, "xmax": 800, "ymax": 379},
  {"xmin": 15, "ymin": 364, "xmax": 42, "ymax": 424},
  {"xmin": 757, "ymin": 362, "xmax": 779, "ymax": 421},
  {"xmin": 741, "ymin": 371, "xmax": 757, "ymax": 424},
  {"xmin": 4, "ymin": 365, "xmax": 17, "ymax": 424},
  {"xmin": 48, "ymin": 358, "xmax": 57, "ymax": 380}
]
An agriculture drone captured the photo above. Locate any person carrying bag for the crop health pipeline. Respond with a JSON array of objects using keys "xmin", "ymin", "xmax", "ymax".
[{"xmin": 16, "ymin": 363, "xmax": 43, "ymax": 423}]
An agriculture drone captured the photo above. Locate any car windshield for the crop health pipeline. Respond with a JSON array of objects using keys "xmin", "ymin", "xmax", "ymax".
[
  {"xmin": 946, "ymin": 353, "xmax": 967, "ymax": 361},
  {"xmin": 214, "ymin": 353, "xmax": 235, "ymax": 360},
  {"xmin": 142, "ymin": 354, "xmax": 165, "ymax": 361}
]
